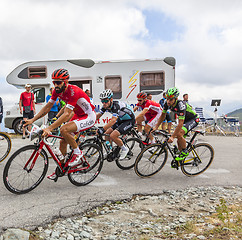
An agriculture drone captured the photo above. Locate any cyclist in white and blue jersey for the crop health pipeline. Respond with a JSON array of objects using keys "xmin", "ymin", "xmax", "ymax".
[{"xmin": 96, "ymin": 89, "xmax": 135, "ymax": 159}]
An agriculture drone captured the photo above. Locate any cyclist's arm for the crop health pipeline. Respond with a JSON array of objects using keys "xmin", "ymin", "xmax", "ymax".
[
  {"xmin": 24, "ymin": 101, "xmax": 54, "ymax": 126},
  {"xmin": 136, "ymin": 108, "xmax": 148, "ymax": 119},
  {"xmin": 103, "ymin": 116, "xmax": 117, "ymax": 131},
  {"xmin": 48, "ymin": 107, "xmax": 73, "ymax": 131},
  {"xmin": 56, "ymin": 105, "xmax": 65, "ymax": 118}
]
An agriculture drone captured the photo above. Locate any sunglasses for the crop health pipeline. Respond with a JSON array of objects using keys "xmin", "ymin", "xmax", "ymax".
[
  {"xmin": 137, "ymin": 99, "xmax": 143, "ymax": 102},
  {"xmin": 53, "ymin": 81, "xmax": 63, "ymax": 85},
  {"xmin": 101, "ymin": 99, "xmax": 110, "ymax": 103},
  {"xmin": 166, "ymin": 95, "xmax": 175, "ymax": 99}
]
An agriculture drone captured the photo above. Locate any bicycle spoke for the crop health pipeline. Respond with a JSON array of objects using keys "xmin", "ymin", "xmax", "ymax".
[{"xmin": 181, "ymin": 143, "xmax": 214, "ymax": 176}]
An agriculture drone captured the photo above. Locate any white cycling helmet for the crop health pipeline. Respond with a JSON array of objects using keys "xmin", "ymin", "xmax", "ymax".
[{"xmin": 99, "ymin": 89, "xmax": 113, "ymax": 100}]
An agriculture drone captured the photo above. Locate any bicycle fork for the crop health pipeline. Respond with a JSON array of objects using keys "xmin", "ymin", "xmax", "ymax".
[{"xmin": 24, "ymin": 142, "xmax": 46, "ymax": 173}]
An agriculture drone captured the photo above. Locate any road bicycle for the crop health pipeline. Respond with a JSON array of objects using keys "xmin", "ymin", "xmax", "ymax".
[
  {"xmin": 134, "ymin": 130, "xmax": 214, "ymax": 178},
  {"xmin": 3, "ymin": 125, "xmax": 103, "ymax": 194},
  {"xmin": 80, "ymin": 127, "xmax": 144, "ymax": 170},
  {"xmin": 0, "ymin": 132, "xmax": 12, "ymax": 162}
]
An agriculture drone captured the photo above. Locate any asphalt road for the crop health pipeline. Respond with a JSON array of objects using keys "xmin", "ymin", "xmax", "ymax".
[{"xmin": 0, "ymin": 135, "xmax": 241, "ymax": 232}]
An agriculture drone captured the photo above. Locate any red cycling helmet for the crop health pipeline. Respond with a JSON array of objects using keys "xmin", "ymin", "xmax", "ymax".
[
  {"xmin": 52, "ymin": 69, "xmax": 70, "ymax": 80},
  {"xmin": 137, "ymin": 92, "xmax": 147, "ymax": 99}
]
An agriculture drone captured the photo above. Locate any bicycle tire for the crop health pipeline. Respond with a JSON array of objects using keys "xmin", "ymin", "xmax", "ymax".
[
  {"xmin": 68, "ymin": 143, "xmax": 103, "ymax": 186},
  {"xmin": 0, "ymin": 132, "xmax": 12, "ymax": 162},
  {"xmin": 115, "ymin": 137, "xmax": 144, "ymax": 170},
  {"xmin": 3, "ymin": 145, "xmax": 49, "ymax": 194},
  {"xmin": 181, "ymin": 143, "xmax": 214, "ymax": 176},
  {"xmin": 134, "ymin": 143, "xmax": 168, "ymax": 178}
]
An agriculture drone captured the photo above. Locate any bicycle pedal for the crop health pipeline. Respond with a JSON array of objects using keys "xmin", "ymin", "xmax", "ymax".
[{"xmin": 54, "ymin": 176, "xmax": 58, "ymax": 182}]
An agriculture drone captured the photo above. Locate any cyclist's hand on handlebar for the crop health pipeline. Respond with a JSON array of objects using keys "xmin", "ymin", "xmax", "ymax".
[
  {"xmin": 42, "ymin": 127, "xmax": 52, "ymax": 138},
  {"xmin": 167, "ymin": 136, "xmax": 174, "ymax": 143}
]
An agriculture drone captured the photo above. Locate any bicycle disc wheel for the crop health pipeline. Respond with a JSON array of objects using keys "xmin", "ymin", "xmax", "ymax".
[
  {"xmin": 181, "ymin": 143, "xmax": 214, "ymax": 176},
  {"xmin": 116, "ymin": 138, "xmax": 144, "ymax": 170},
  {"xmin": 3, "ymin": 145, "xmax": 49, "ymax": 194},
  {"xmin": 134, "ymin": 143, "xmax": 168, "ymax": 178},
  {"xmin": 68, "ymin": 143, "xmax": 103, "ymax": 186},
  {"xmin": 0, "ymin": 132, "xmax": 12, "ymax": 162}
]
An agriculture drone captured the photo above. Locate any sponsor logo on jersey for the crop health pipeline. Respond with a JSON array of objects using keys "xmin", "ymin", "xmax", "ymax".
[{"xmin": 79, "ymin": 119, "xmax": 95, "ymax": 129}]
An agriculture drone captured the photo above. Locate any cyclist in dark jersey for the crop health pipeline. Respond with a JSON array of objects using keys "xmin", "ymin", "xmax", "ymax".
[
  {"xmin": 96, "ymin": 89, "xmax": 135, "ymax": 159},
  {"xmin": 154, "ymin": 87, "xmax": 199, "ymax": 161}
]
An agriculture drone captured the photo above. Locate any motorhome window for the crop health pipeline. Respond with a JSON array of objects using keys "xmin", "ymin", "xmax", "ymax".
[
  {"xmin": 28, "ymin": 66, "xmax": 47, "ymax": 78},
  {"xmin": 105, "ymin": 76, "xmax": 122, "ymax": 99},
  {"xmin": 33, "ymin": 88, "xmax": 45, "ymax": 103},
  {"xmin": 140, "ymin": 72, "xmax": 164, "ymax": 95}
]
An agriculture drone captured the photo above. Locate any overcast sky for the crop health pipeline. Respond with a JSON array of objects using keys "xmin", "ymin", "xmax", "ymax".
[{"xmin": 1, "ymin": 0, "xmax": 242, "ymax": 118}]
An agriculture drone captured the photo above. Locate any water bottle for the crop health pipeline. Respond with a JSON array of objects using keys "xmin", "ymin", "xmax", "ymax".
[
  {"xmin": 53, "ymin": 148, "xmax": 65, "ymax": 161},
  {"xmin": 106, "ymin": 141, "xmax": 112, "ymax": 150}
]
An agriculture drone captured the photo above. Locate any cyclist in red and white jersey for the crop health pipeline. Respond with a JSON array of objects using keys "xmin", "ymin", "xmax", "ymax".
[
  {"xmin": 24, "ymin": 69, "xmax": 96, "ymax": 180},
  {"xmin": 134, "ymin": 92, "xmax": 162, "ymax": 144}
]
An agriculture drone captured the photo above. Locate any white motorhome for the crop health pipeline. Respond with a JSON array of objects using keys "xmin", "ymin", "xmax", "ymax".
[{"xmin": 5, "ymin": 57, "xmax": 175, "ymax": 134}]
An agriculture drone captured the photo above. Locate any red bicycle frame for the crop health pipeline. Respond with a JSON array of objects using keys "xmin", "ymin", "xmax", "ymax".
[{"xmin": 23, "ymin": 134, "xmax": 90, "ymax": 174}]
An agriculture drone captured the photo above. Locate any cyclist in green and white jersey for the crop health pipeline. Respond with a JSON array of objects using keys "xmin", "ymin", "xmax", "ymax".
[{"xmin": 153, "ymin": 87, "xmax": 199, "ymax": 161}]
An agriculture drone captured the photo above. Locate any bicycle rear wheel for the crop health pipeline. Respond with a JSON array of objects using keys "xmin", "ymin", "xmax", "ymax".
[
  {"xmin": 3, "ymin": 145, "xmax": 49, "ymax": 194},
  {"xmin": 134, "ymin": 143, "xmax": 168, "ymax": 178},
  {"xmin": 0, "ymin": 132, "xmax": 12, "ymax": 162},
  {"xmin": 116, "ymin": 138, "xmax": 144, "ymax": 170},
  {"xmin": 181, "ymin": 143, "xmax": 214, "ymax": 176},
  {"xmin": 68, "ymin": 143, "xmax": 103, "ymax": 186}
]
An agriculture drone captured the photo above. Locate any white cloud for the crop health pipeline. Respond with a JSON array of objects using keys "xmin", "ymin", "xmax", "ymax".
[{"xmin": 0, "ymin": 0, "xmax": 242, "ymax": 117}]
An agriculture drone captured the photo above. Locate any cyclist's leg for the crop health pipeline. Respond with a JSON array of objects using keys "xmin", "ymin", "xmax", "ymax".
[
  {"xmin": 135, "ymin": 114, "xmax": 145, "ymax": 134},
  {"xmin": 166, "ymin": 113, "xmax": 172, "ymax": 134},
  {"xmin": 61, "ymin": 112, "xmax": 96, "ymax": 167},
  {"xmin": 176, "ymin": 119, "xmax": 199, "ymax": 161},
  {"xmin": 146, "ymin": 112, "xmax": 161, "ymax": 143},
  {"xmin": 105, "ymin": 126, "xmax": 115, "ymax": 142}
]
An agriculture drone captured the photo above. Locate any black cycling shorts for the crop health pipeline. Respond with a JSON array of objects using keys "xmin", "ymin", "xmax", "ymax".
[
  {"xmin": 163, "ymin": 112, "xmax": 172, "ymax": 123},
  {"xmin": 23, "ymin": 110, "xmax": 34, "ymax": 119},
  {"xmin": 182, "ymin": 118, "xmax": 199, "ymax": 134},
  {"xmin": 112, "ymin": 118, "xmax": 135, "ymax": 135}
]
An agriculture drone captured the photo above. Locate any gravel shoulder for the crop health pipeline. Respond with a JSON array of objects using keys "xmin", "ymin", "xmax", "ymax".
[{"xmin": 19, "ymin": 186, "xmax": 241, "ymax": 240}]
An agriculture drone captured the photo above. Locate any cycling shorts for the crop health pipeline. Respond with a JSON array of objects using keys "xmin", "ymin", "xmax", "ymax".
[
  {"xmin": 144, "ymin": 112, "xmax": 162, "ymax": 128},
  {"xmin": 23, "ymin": 110, "xmax": 34, "ymax": 119},
  {"xmin": 182, "ymin": 118, "xmax": 199, "ymax": 134},
  {"xmin": 163, "ymin": 112, "xmax": 172, "ymax": 123},
  {"xmin": 112, "ymin": 118, "xmax": 135, "ymax": 135},
  {"xmin": 71, "ymin": 111, "xmax": 96, "ymax": 132}
]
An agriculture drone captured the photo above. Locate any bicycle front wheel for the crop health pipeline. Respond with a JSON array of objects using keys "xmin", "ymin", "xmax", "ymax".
[
  {"xmin": 0, "ymin": 132, "xmax": 12, "ymax": 162},
  {"xmin": 116, "ymin": 137, "xmax": 144, "ymax": 170},
  {"xmin": 134, "ymin": 143, "xmax": 168, "ymax": 178},
  {"xmin": 3, "ymin": 145, "xmax": 49, "ymax": 194},
  {"xmin": 181, "ymin": 143, "xmax": 214, "ymax": 176},
  {"xmin": 68, "ymin": 143, "xmax": 103, "ymax": 186}
]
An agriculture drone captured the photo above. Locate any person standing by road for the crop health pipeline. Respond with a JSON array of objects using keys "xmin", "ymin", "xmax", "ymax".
[{"xmin": 19, "ymin": 84, "xmax": 36, "ymax": 139}]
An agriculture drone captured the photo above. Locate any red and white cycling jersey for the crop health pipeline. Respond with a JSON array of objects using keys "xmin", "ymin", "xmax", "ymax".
[
  {"xmin": 137, "ymin": 100, "xmax": 162, "ymax": 116},
  {"xmin": 50, "ymin": 84, "xmax": 95, "ymax": 117}
]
